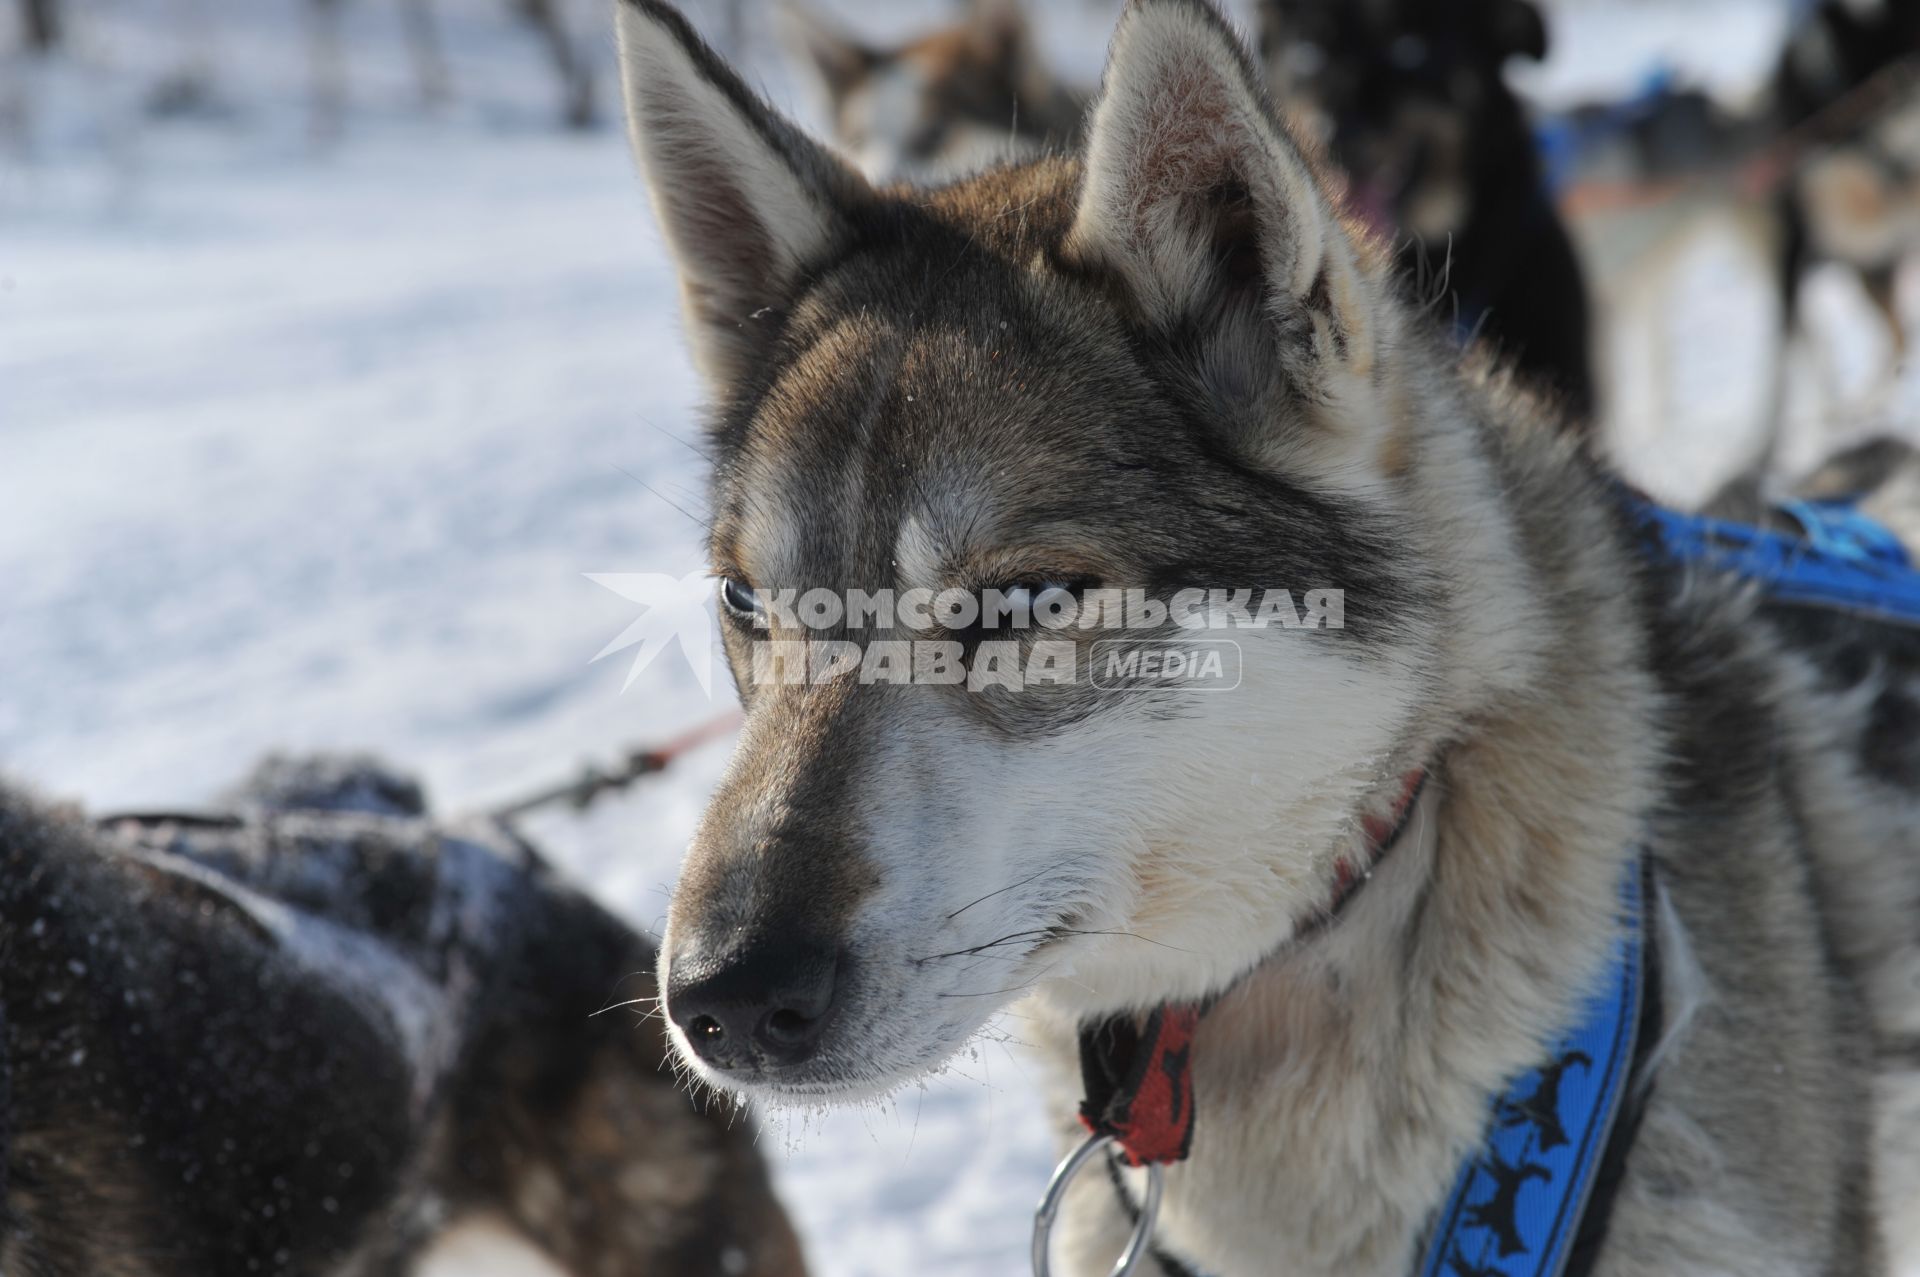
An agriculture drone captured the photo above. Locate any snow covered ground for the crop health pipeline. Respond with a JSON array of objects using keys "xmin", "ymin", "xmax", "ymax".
[
  {"xmin": 3, "ymin": 4, "xmax": 1063, "ymax": 1273},
  {"xmin": 1, "ymin": 1, "xmax": 1914, "ymax": 1275}
]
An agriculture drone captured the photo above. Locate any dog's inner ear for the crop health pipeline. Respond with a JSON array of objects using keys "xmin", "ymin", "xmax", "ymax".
[
  {"xmin": 1210, "ymin": 179, "xmax": 1264, "ymax": 291},
  {"xmin": 617, "ymin": 1, "xmax": 870, "ymax": 393},
  {"xmin": 1062, "ymin": 0, "xmax": 1373, "ymax": 369}
]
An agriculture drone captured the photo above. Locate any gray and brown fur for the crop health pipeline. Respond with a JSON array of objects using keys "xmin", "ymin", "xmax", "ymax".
[
  {"xmin": 0, "ymin": 756, "xmax": 806, "ymax": 1277},
  {"xmin": 615, "ymin": 0, "xmax": 1920, "ymax": 1272}
]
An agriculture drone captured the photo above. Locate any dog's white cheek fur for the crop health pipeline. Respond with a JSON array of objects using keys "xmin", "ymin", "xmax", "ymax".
[
  {"xmin": 767, "ymin": 623, "xmax": 1425, "ymax": 1100},
  {"xmin": 1026, "ymin": 625, "xmax": 1424, "ymax": 1016}
]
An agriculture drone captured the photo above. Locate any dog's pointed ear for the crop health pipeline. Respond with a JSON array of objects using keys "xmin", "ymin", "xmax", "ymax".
[
  {"xmin": 776, "ymin": 1, "xmax": 875, "ymax": 103},
  {"xmin": 617, "ymin": 0, "xmax": 870, "ymax": 392},
  {"xmin": 1064, "ymin": 0, "xmax": 1375, "ymax": 371}
]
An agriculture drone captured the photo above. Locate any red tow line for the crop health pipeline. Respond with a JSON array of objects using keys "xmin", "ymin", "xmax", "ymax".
[{"xmin": 489, "ymin": 709, "xmax": 744, "ymax": 823}]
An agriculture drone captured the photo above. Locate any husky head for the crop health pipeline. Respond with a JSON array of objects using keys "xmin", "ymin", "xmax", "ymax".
[
  {"xmin": 777, "ymin": 0, "xmax": 1083, "ymax": 181},
  {"xmin": 617, "ymin": 0, "xmax": 1528, "ymax": 1103}
]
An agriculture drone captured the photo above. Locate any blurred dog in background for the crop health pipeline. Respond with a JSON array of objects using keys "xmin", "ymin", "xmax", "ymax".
[
  {"xmin": 1257, "ymin": 0, "xmax": 1596, "ymax": 424},
  {"xmin": 0, "ymin": 755, "xmax": 806, "ymax": 1277},
  {"xmin": 778, "ymin": 0, "xmax": 1085, "ymax": 181},
  {"xmin": 1774, "ymin": 0, "xmax": 1920, "ymax": 373}
]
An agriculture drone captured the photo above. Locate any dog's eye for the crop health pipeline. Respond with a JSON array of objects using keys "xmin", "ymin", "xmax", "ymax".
[
  {"xmin": 995, "ymin": 577, "xmax": 1096, "ymax": 627},
  {"xmin": 1001, "ymin": 581, "xmax": 1068, "ymax": 612},
  {"xmin": 718, "ymin": 576, "xmax": 764, "ymax": 620}
]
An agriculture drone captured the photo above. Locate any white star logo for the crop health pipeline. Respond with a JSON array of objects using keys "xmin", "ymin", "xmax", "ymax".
[{"xmin": 585, "ymin": 571, "xmax": 716, "ymax": 696}]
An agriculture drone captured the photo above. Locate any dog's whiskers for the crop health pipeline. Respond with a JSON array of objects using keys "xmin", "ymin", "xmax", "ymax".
[
  {"xmin": 938, "ymin": 976, "xmax": 1049, "ymax": 999},
  {"xmin": 915, "ymin": 924, "xmax": 1191, "ymax": 965},
  {"xmin": 591, "ymin": 993, "xmax": 662, "ymax": 1018},
  {"xmin": 943, "ymin": 864, "xmax": 1059, "ymax": 921},
  {"xmin": 911, "ymin": 928, "xmax": 1056, "ymax": 963}
]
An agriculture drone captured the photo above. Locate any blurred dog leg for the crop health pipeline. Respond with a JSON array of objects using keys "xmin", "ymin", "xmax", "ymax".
[{"xmin": 413, "ymin": 1214, "xmax": 571, "ymax": 1277}]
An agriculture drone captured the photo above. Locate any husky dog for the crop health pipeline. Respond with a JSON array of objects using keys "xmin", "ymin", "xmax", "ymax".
[
  {"xmin": 615, "ymin": 0, "xmax": 1918, "ymax": 1272},
  {"xmin": 778, "ymin": 0, "xmax": 1085, "ymax": 181},
  {"xmin": 1775, "ymin": 0, "xmax": 1920, "ymax": 372},
  {"xmin": 0, "ymin": 756, "xmax": 806, "ymax": 1277},
  {"xmin": 1255, "ymin": 0, "xmax": 1596, "ymax": 424}
]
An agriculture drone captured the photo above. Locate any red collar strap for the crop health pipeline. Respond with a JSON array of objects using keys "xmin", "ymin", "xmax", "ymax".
[
  {"xmin": 1075, "ymin": 768, "xmax": 1428, "ymax": 1168},
  {"xmin": 1077, "ymin": 1005, "xmax": 1204, "ymax": 1167}
]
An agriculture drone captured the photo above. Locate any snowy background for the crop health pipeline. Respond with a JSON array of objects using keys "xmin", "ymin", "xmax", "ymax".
[{"xmin": 2, "ymin": 1, "xmax": 1915, "ymax": 1274}]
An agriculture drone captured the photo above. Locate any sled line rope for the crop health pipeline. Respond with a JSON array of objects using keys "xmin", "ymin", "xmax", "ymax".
[
  {"xmin": 1741, "ymin": 48, "xmax": 1920, "ymax": 195},
  {"xmin": 489, "ymin": 710, "xmax": 744, "ymax": 823}
]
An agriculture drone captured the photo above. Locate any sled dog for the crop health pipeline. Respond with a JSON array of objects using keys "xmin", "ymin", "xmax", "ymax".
[
  {"xmin": 0, "ymin": 756, "xmax": 806, "ymax": 1277},
  {"xmin": 615, "ymin": 1, "xmax": 1920, "ymax": 1272},
  {"xmin": 779, "ymin": 0, "xmax": 1085, "ymax": 182},
  {"xmin": 1256, "ymin": 0, "xmax": 1596, "ymax": 423},
  {"xmin": 1774, "ymin": 0, "xmax": 1920, "ymax": 374}
]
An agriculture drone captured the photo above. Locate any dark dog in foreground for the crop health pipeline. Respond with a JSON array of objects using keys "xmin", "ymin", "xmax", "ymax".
[
  {"xmin": 0, "ymin": 756, "xmax": 806, "ymax": 1277},
  {"xmin": 1258, "ymin": 0, "xmax": 1596, "ymax": 423}
]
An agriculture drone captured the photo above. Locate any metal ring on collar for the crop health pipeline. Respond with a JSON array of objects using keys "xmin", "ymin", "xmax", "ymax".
[{"xmin": 1031, "ymin": 1132, "xmax": 1164, "ymax": 1277}]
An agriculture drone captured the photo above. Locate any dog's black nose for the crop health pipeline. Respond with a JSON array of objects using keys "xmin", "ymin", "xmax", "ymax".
[{"xmin": 666, "ymin": 942, "xmax": 838, "ymax": 1072}]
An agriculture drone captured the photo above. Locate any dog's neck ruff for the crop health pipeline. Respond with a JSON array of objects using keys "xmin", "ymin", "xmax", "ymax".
[
  {"xmin": 1040, "ymin": 777, "xmax": 1662, "ymax": 1277},
  {"xmin": 1074, "ymin": 768, "xmax": 1428, "ymax": 1171}
]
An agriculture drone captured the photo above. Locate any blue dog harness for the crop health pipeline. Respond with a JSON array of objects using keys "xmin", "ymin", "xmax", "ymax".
[
  {"xmin": 1049, "ymin": 830, "xmax": 1658, "ymax": 1277},
  {"xmin": 1633, "ymin": 497, "xmax": 1920, "ymax": 628},
  {"xmin": 1413, "ymin": 862, "xmax": 1656, "ymax": 1277},
  {"xmin": 1412, "ymin": 495, "xmax": 1920, "ymax": 1277}
]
